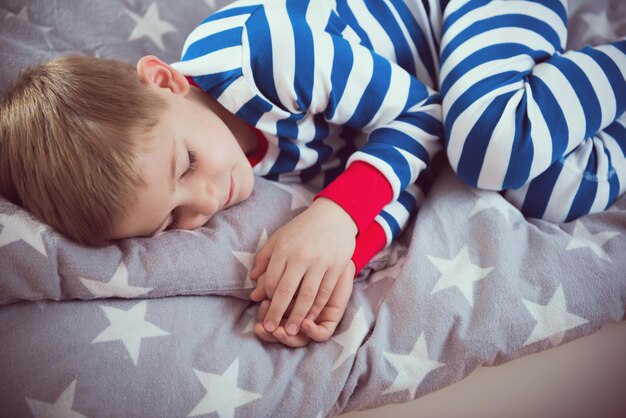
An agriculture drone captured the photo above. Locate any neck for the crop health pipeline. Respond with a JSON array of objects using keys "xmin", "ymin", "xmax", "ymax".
[{"xmin": 188, "ymin": 85, "xmax": 258, "ymax": 154}]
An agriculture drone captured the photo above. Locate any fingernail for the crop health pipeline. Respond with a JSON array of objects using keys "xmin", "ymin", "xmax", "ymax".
[
  {"xmin": 306, "ymin": 313, "xmax": 316, "ymax": 322},
  {"xmin": 264, "ymin": 320, "xmax": 276, "ymax": 332},
  {"xmin": 286, "ymin": 324, "xmax": 298, "ymax": 335}
]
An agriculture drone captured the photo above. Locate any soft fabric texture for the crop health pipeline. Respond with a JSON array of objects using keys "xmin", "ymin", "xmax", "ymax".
[{"xmin": 0, "ymin": 0, "xmax": 625, "ymax": 417}]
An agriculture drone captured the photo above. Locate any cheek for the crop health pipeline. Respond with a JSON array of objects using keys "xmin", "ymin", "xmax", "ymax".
[{"xmin": 240, "ymin": 162, "xmax": 255, "ymax": 199}]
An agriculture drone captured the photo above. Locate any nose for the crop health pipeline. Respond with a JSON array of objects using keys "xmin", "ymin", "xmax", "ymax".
[
  {"xmin": 174, "ymin": 181, "xmax": 219, "ymax": 229},
  {"xmin": 191, "ymin": 180, "xmax": 219, "ymax": 216}
]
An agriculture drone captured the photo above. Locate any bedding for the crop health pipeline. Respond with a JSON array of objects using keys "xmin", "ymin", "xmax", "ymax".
[{"xmin": 0, "ymin": 0, "xmax": 625, "ymax": 417}]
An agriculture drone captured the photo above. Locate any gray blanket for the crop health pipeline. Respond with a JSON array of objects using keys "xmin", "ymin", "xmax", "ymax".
[{"xmin": 1, "ymin": 0, "xmax": 625, "ymax": 417}]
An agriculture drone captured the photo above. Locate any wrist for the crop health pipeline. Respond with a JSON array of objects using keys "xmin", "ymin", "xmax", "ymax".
[
  {"xmin": 315, "ymin": 161, "xmax": 393, "ymax": 234},
  {"xmin": 311, "ymin": 197, "xmax": 358, "ymax": 237}
]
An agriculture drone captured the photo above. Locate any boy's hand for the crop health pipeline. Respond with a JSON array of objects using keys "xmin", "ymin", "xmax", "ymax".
[
  {"xmin": 253, "ymin": 261, "xmax": 354, "ymax": 348},
  {"xmin": 250, "ymin": 197, "xmax": 357, "ymax": 336}
]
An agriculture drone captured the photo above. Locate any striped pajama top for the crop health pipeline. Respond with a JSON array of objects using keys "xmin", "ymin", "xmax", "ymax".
[
  {"xmin": 172, "ymin": 0, "xmax": 445, "ymax": 272},
  {"xmin": 172, "ymin": 0, "xmax": 626, "ymax": 270}
]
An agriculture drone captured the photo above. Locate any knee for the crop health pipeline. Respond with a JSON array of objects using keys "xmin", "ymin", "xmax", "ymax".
[
  {"xmin": 444, "ymin": 98, "xmax": 534, "ymax": 191},
  {"xmin": 445, "ymin": 130, "xmax": 530, "ymax": 192}
]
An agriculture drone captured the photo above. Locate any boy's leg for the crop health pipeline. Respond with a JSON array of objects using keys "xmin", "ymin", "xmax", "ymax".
[
  {"xmin": 439, "ymin": 0, "xmax": 626, "ymax": 196},
  {"xmin": 504, "ymin": 114, "xmax": 626, "ymax": 222}
]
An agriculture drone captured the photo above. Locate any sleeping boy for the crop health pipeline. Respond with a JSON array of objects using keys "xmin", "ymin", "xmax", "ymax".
[{"xmin": 1, "ymin": 0, "xmax": 625, "ymax": 348}]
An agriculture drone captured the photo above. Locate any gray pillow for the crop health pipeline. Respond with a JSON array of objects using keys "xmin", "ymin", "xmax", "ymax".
[{"xmin": 0, "ymin": 178, "xmax": 310, "ymax": 304}]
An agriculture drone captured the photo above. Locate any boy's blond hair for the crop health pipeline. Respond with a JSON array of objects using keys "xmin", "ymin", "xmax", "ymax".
[{"xmin": 0, "ymin": 55, "xmax": 165, "ymax": 246}]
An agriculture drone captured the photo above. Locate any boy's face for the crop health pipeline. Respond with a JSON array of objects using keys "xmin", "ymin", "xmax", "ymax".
[{"xmin": 111, "ymin": 82, "xmax": 255, "ymax": 239}]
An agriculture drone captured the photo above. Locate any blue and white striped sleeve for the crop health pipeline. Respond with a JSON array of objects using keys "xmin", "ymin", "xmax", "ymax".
[
  {"xmin": 248, "ymin": 2, "xmax": 442, "ymax": 243},
  {"xmin": 439, "ymin": 0, "xmax": 626, "ymax": 192}
]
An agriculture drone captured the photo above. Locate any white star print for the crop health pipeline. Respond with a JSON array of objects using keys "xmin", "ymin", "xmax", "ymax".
[
  {"xmin": 4, "ymin": 6, "xmax": 29, "ymax": 22},
  {"xmin": 188, "ymin": 358, "xmax": 262, "ymax": 418},
  {"xmin": 470, "ymin": 191, "xmax": 517, "ymax": 222},
  {"xmin": 233, "ymin": 229, "xmax": 268, "ymax": 289},
  {"xmin": 382, "ymin": 332, "xmax": 444, "ymax": 398},
  {"xmin": 523, "ymin": 285, "xmax": 589, "ymax": 347},
  {"xmin": 579, "ymin": 9, "xmax": 618, "ymax": 43},
  {"xmin": 0, "ymin": 212, "xmax": 47, "ymax": 256},
  {"xmin": 125, "ymin": 2, "xmax": 176, "ymax": 51},
  {"xmin": 4, "ymin": 6, "xmax": 53, "ymax": 32},
  {"xmin": 26, "ymin": 380, "xmax": 86, "ymax": 418},
  {"xmin": 79, "ymin": 262, "xmax": 152, "ymax": 298},
  {"xmin": 426, "ymin": 245, "xmax": 493, "ymax": 306},
  {"xmin": 92, "ymin": 301, "xmax": 169, "ymax": 365},
  {"xmin": 331, "ymin": 307, "xmax": 370, "ymax": 371},
  {"xmin": 241, "ymin": 304, "xmax": 257, "ymax": 334},
  {"xmin": 274, "ymin": 183, "xmax": 316, "ymax": 211},
  {"xmin": 566, "ymin": 221, "xmax": 619, "ymax": 262},
  {"xmin": 204, "ymin": 0, "xmax": 218, "ymax": 8}
]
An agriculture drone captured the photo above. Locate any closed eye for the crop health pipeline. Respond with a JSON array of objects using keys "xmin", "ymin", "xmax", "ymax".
[
  {"xmin": 168, "ymin": 210, "xmax": 180, "ymax": 230},
  {"xmin": 181, "ymin": 150, "xmax": 196, "ymax": 179},
  {"xmin": 168, "ymin": 150, "xmax": 197, "ymax": 230}
]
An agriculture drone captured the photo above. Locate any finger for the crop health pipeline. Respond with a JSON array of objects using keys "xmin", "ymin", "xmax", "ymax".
[
  {"xmin": 250, "ymin": 273, "xmax": 268, "ymax": 302},
  {"xmin": 262, "ymin": 251, "xmax": 288, "ymax": 301},
  {"xmin": 302, "ymin": 266, "xmax": 354, "ymax": 342},
  {"xmin": 284, "ymin": 266, "xmax": 325, "ymax": 336},
  {"xmin": 254, "ymin": 320, "xmax": 311, "ymax": 347},
  {"xmin": 263, "ymin": 263, "xmax": 306, "ymax": 333},
  {"xmin": 303, "ymin": 267, "xmax": 340, "ymax": 324},
  {"xmin": 256, "ymin": 297, "xmax": 296, "ymax": 325},
  {"xmin": 271, "ymin": 325, "xmax": 312, "ymax": 348},
  {"xmin": 253, "ymin": 321, "xmax": 281, "ymax": 343},
  {"xmin": 301, "ymin": 318, "xmax": 337, "ymax": 342},
  {"xmin": 256, "ymin": 299, "xmax": 271, "ymax": 321},
  {"xmin": 250, "ymin": 239, "xmax": 274, "ymax": 280}
]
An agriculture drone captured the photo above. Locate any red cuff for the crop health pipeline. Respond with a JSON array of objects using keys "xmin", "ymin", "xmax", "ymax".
[
  {"xmin": 315, "ymin": 161, "xmax": 393, "ymax": 234},
  {"xmin": 351, "ymin": 221, "xmax": 387, "ymax": 275},
  {"xmin": 246, "ymin": 127, "xmax": 268, "ymax": 167}
]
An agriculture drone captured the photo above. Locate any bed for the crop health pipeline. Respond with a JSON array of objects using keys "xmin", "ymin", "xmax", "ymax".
[{"xmin": 1, "ymin": 0, "xmax": 625, "ymax": 417}]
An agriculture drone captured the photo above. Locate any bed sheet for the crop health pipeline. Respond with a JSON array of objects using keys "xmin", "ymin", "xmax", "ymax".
[{"xmin": 1, "ymin": 0, "xmax": 625, "ymax": 417}]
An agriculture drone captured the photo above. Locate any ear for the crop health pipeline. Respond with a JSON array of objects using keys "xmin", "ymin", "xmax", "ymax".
[{"xmin": 136, "ymin": 55, "xmax": 189, "ymax": 96}]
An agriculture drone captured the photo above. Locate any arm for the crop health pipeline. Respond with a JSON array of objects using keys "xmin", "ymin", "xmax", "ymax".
[{"xmin": 247, "ymin": 3, "xmax": 441, "ymax": 338}]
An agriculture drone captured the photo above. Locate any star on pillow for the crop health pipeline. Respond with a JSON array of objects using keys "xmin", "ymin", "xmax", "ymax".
[
  {"xmin": 26, "ymin": 380, "xmax": 86, "ymax": 418},
  {"xmin": 382, "ymin": 332, "xmax": 444, "ymax": 398},
  {"xmin": 79, "ymin": 261, "xmax": 152, "ymax": 298},
  {"xmin": 189, "ymin": 358, "xmax": 262, "ymax": 418},
  {"xmin": 579, "ymin": 9, "xmax": 619, "ymax": 43},
  {"xmin": 274, "ymin": 183, "xmax": 316, "ymax": 211},
  {"xmin": 566, "ymin": 221, "xmax": 619, "ymax": 262},
  {"xmin": 0, "ymin": 212, "xmax": 47, "ymax": 257},
  {"xmin": 125, "ymin": 2, "xmax": 176, "ymax": 51},
  {"xmin": 470, "ymin": 190, "xmax": 518, "ymax": 222},
  {"xmin": 523, "ymin": 285, "xmax": 588, "ymax": 347},
  {"xmin": 233, "ymin": 229, "xmax": 268, "ymax": 289},
  {"xmin": 4, "ymin": 6, "xmax": 54, "ymax": 39},
  {"xmin": 331, "ymin": 307, "xmax": 370, "ymax": 371},
  {"xmin": 426, "ymin": 245, "xmax": 493, "ymax": 306},
  {"xmin": 92, "ymin": 301, "xmax": 169, "ymax": 365}
]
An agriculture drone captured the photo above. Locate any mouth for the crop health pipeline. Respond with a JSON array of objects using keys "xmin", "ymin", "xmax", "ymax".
[{"xmin": 225, "ymin": 176, "xmax": 234, "ymax": 207}]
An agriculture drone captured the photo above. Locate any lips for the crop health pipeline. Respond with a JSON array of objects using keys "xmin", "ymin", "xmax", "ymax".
[{"xmin": 225, "ymin": 176, "xmax": 234, "ymax": 207}]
